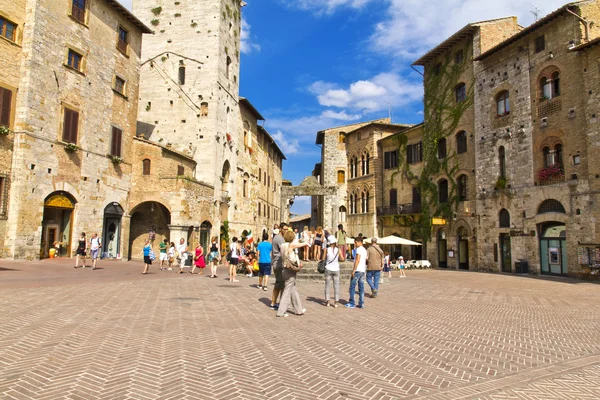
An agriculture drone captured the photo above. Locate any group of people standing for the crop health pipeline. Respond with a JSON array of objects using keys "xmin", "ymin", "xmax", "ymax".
[
  {"xmin": 73, "ymin": 232, "xmax": 103, "ymax": 270},
  {"xmin": 140, "ymin": 237, "xmax": 220, "ymax": 276}
]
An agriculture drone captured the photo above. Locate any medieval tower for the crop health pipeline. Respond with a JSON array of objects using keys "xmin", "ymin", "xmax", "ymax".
[{"xmin": 133, "ymin": 0, "xmax": 243, "ymax": 226}]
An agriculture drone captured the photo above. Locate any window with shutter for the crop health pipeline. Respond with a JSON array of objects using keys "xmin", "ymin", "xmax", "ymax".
[
  {"xmin": 142, "ymin": 159, "xmax": 151, "ymax": 175},
  {"xmin": 0, "ymin": 87, "xmax": 12, "ymax": 127},
  {"xmin": 117, "ymin": 26, "xmax": 128, "ymax": 54},
  {"xmin": 62, "ymin": 108, "xmax": 79, "ymax": 143},
  {"xmin": 71, "ymin": 0, "xmax": 87, "ymax": 23},
  {"xmin": 384, "ymin": 151, "xmax": 391, "ymax": 169},
  {"xmin": 0, "ymin": 17, "xmax": 17, "ymax": 42},
  {"xmin": 110, "ymin": 127, "xmax": 123, "ymax": 156}
]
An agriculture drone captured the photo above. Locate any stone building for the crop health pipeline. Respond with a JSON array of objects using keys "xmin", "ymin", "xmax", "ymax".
[
  {"xmin": 0, "ymin": 0, "xmax": 152, "ymax": 259},
  {"xmin": 473, "ymin": 0, "xmax": 600, "ymax": 277}
]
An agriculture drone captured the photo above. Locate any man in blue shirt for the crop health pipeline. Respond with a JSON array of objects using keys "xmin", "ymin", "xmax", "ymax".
[{"xmin": 256, "ymin": 232, "xmax": 273, "ymax": 291}]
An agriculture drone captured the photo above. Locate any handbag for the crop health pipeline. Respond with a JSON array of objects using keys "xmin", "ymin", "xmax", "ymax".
[
  {"xmin": 149, "ymin": 249, "xmax": 156, "ymax": 261},
  {"xmin": 318, "ymin": 249, "xmax": 338, "ymax": 273},
  {"xmin": 284, "ymin": 246, "xmax": 302, "ymax": 272}
]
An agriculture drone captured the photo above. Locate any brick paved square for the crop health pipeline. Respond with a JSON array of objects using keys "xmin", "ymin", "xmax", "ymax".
[{"xmin": 0, "ymin": 259, "xmax": 599, "ymax": 399}]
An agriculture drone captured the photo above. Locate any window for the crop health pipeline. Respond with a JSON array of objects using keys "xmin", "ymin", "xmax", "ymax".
[
  {"xmin": 268, "ymin": 175, "xmax": 271, "ymax": 188},
  {"xmin": 407, "ymin": 142, "xmax": 422, "ymax": 164},
  {"xmin": 365, "ymin": 192, "xmax": 370, "ymax": 213},
  {"xmin": 361, "ymin": 192, "xmax": 366, "ymax": 213},
  {"xmin": 534, "ymin": 35, "xmax": 545, "ymax": 53},
  {"xmin": 0, "ymin": 175, "xmax": 7, "ymax": 216},
  {"xmin": 337, "ymin": 170, "xmax": 345, "ymax": 184},
  {"xmin": 178, "ymin": 66, "xmax": 186, "ymax": 85},
  {"xmin": 0, "ymin": 17, "xmax": 16, "ymax": 42},
  {"xmin": 258, "ymin": 202, "xmax": 261, "ymax": 217},
  {"xmin": 62, "ymin": 108, "xmax": 79, "ymax": 144},
  {"xmin": 361, "ymin": 153, "xmax": 370, "ymax": 175},
  {"xmin": 339, "ymin": 206, "xmax": 347, "ymax": 223},
  {"xmin": 389, "ymin": 189, "xmax": 397, "ymax": 207},
  {"xmin": 200, "ymin": 102, "xmax": 208, "ymax": 116},
  {"xmin": 114, "ymin": 76, "xmax": 126, "ymax": 95},
  {"xmin": 437, "ymin": 138, "xmax": 446, "ymax": 159},
  {"xmin": 67, "ymin": 49, "xmax": 83, "ymax": 71},
  {"xmin": 544, "ymin": 144, "xmax": 563, "ymax": 167},
  {"xmin": 573, "ymin": 154, "xmax": 581, "ymax": 165},
  {"xmin": 496, "ymin": 91, "xmax": 510, "ymax": 116},
  {"xmin": 110, "ymin": 126, "xmax": 123, "ymax": 157},
  {"xmin": 226, "ymin": 56, "xmax": 232, "ymax": 79},
  {"xmin": 142, "ymin": 159, "xmax": 151, "ymax": 175},
  {"xmin": 455, "ymin": 83, "xmax": 466, "ymax": 103},
  {"xmin": 456, "ymin": 131, "xmax": 467, "ymax": 154},
  {"xmin": 457, "ymin": 174, "xmax": 468, "ymax": 201},
  {"xmin": 263, "ymin": 172, "xmax": 266, "ymax": 184},
  {"xmin": 258, "ymin": 168, "xmax": 262, "ymax": 183},
  {"xmin": 455, "ymin": 50, "xmax": 463, "ymax": 65},
  {"xmin": 499, "ymin": 209, "xmax": 510, "ymax": 228},
  {"xmin": 338, "ymin": 133, "xmax": 345, "ymax": 143},
  {"xmin": 177, "ymin": 165, "xmax": 184, "ymax": 176},
  {"xmin": 499, "ymin": 146, "xmax": 506, "ymax": 179},
  {"xmin": 555, "ymin": 144, "xmax": 563, "ymax": 166},
  {"xmin": 438, "ymin": 179, "xmax": 448, "ymax": 203},
  {"xmin": 0, "ymin": 87, "xmax": 13, "ymax": 127},
  {"xmin": 357, "ymin": 132, "xmax": 362, "ymax": 141},
  {"xmin": 538, "ymin": 199, "xmax": 565, "ymax": 214},
  {"xmin": 71, "ymin": 0, "xmax": 86, "ymax": 24},
  {"xmin": 540, "ymin": 71, "xmax": 560, "ymax": 99},
  {"xmin": 117, "ymin": 26, "xmax": 128, "ymax": 54},
  {"xmin": 412, "ymin": 187, "xmax": 421, "ymax": 206},
  {"xmin": 384, "ymin": 150, "xmax": 398, "ymax": 169},
  {"xmin": 267, "ymin": 205, "xmax": 270, "ymax": 219}
]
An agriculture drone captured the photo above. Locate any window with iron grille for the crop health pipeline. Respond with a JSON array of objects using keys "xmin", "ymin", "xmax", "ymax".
[
  {"xmin": 456, "ymin": 131, "xmax": 467, "ymax": 154},
  {"xmin": 538, "ymin": 199, "xmax": 565, "ymax": 214},
  {"xmin": 0, "ymin": 175, "xmax": 8, "ymax": 217},
  {"xmin": 0, "ymin": 17, "xmax": 16, "ymax": 42},
  {"xmin": 110, "ymin": 126, "xmax": 123, "ymax": 157},
  {"xmin": 71, "ymin": 0, "xmax": 86, "ymax": 24},
  {"xmin": 117, "ymin": 26, "xmax": 128, "ymax": 54},
  {"xmin": 62, "ymin": 108, "xmax": 79, "ymax": 144}
]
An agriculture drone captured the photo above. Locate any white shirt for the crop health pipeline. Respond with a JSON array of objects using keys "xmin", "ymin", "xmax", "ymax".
[
  {"xmin": 177, "ymin": 243, "xmax": 187, "ymax": 257},
  {"xmin": 90, "ymin": 237, "xmax": 101, "ymax": 250},
  {"xmin": 230, "ymin": 243, "xmax": 239, "ymax": 258},
  {"xmin": 354, "ymin": 246, "xmax": 368, "ymax": 273},
  {"xmin": 325, "ymin": 247, "xmax": 340, "ymax": 272}
]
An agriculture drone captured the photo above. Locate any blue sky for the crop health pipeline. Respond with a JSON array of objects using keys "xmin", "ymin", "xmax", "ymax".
[{"xmin": 122, "ymin": 0, "xmax": 568, "ymax": 216}]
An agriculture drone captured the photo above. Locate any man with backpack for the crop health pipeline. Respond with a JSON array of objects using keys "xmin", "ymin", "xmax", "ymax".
[{"xmin": 366, "ymin": 237, "xmax": 384, "ymax": 298}]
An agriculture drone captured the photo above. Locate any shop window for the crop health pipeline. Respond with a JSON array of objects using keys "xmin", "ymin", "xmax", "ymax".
[{"xmin": 496, "ymin": 90, "xmax": 510, "ymax": 116}]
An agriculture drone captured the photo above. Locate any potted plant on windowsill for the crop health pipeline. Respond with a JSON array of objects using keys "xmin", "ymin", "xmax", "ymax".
[
  {"xmin": 64, "ymin": 142, "xmax": 78, "ymax": 153},
  {"xmin": 0, "ymin": 125, "xmax": 10, "ymax": 136},
  {"xmin": 111, "ymin": 155, "xmax": 123, "ymax": 165},
  {"xmin": 538, "ymin": 164, "xmax": 564, "ymax": 183}
]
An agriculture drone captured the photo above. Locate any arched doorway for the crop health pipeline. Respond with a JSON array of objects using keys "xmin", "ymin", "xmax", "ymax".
[
  {"xmin": 103, "ymin": 202, "xmax": 123, "ymax": 259},
  {"xmin": 41, "ymin": 191, "xmax": 77, "ymax": 258},
  {"xmin": 437, "ymin": 229, "xmax": 447, "ymax": 268},
  {"xmin": 129, "ymin": 201, "xmax": 171, "ymax": 260},
  {"xmin": 200, "ymin": 221, "xmax": 212, "ymax": 253},
  {"xmin": 539, "ymin": 222, "xmax": 567, "ymax": 275},
  {"xmin": 457, "ymin": 227, "xmax": 469, "ymax": 270}
]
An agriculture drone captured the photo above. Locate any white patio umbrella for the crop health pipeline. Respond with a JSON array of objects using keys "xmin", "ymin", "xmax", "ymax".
[{"xmin": 377, "ymin": 235, "xmax": 422, "ymax": 246}]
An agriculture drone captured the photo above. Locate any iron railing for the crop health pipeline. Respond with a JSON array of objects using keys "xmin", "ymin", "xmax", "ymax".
[{"xmin": 377, "ymin": 203, "xmax": 421, "ymax": 216}]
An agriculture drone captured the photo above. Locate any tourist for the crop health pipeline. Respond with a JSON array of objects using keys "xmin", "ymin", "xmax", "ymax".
[
  {"xmin": 346, "ymin": 236, "xmax": 367, "ymax": 309},
  {"xmin": 270, "ymin": 226, "xmax": 284, "ymax": 309},
  {"xmin": 301, "ymin": 226, "xmax": 310, "ymax": 261},
  {"xmin": 177, "ymin": 238, "xmax": 188, "ymax": 274},
  {"xmin": 277, "ymin": 230, "xmax": 309, "ymax": 317},
  {"xmin": 141, "ymin": 238, "xmax": 152, "ymax": 274},
  {"xmin": 257, "ymin": 233, "xmax": 272, "ymax": 291},
  {"xmin": 313, "ymin": 226, "xmax": 324, "ymax": 261},
  {"xmin": 335, "ymin": 224, "xmax": 347, "ymax": 262},
  {"xmin": 159, "ymin": 238, "xmax": 168, "ymax": 270},
  {"xmin": 208, "ymin": 236, "xmax": 220, "ymax": 278},
  {"xmin": 244, "ymin": 250, "xmax": 256, "ymax": 277},
  {"xmin": 229, "ymin": 237, "xmax": 240, "ymax": 282},
  {"xmin": 168, "ymin": 242, "xmax": 176, "ymax": 270},
  {"xmin": 383, "ymin": 252, "xmax": 391, "ymax": 278},
  {"xmin": 89, "ymin": 233, "xmax": 102, "ymax": 270},
  {"xmin": 74, "ymin": 232, "xmax": 87, "ymax": 268},
  {"xmin": 399, "ymin": 256, "xmax": 406, "ymax": 278},
  {"xmin": 366, "ymin": 237, "xmax": 384, "ymax": 298},
  {"xmin": 191, "ymin": 242, "xmax": 206, "ymax": 274},
  {"xmin": 324, "ymin": 235, "xmax": 340, "ymax": 307}
]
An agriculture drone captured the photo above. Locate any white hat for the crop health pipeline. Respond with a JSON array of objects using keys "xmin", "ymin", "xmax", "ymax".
[
  {"xmin": 327, "ymin": 236, "xmax": 337, "ymax": 245},
  {"xmin": 273, "ymin": 229, "xmax": 280, "ymax": 235}
]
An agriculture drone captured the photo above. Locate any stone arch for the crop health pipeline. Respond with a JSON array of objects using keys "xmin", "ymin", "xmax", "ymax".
[
  {"xmin": 539, "ymin": 135, "xmax": 564, "ymax": 151},
  {"xmin": 40, "ymin": 182, "xmax": 80, "ymax": 207},
  {"xmin": 128, "ymin": 201, "xmax": 172, "ymax": 260},
  {"xmin": 452, "ymin": 219, "xmax": 471, "ymax": 237}
]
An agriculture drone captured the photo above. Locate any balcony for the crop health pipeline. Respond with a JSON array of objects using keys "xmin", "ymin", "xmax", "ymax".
[
  {"xmin": 377, "ymin": 203, "xmax": 422, "ymax": 216},
  {"xmin": 537, "ymin": 164, "xmax": 565, "ymax": 186},
  {"xmin": 538, "ymin": 174, "xmax": 565, "ymax": 186}
]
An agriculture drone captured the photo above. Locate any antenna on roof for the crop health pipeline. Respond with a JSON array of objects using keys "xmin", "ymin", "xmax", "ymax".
[
  {"xmin": 530, "ymin": 4, "xmax": 541, "ymax": 22},
  {"xmin": 388, "ymin": 103, "xmax": 393, "ymax": 123}
]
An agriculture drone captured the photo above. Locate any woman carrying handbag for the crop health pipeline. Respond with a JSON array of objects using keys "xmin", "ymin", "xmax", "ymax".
[{"xmin": 276, "ymin": 230, "xmax": 309, "ymax": 318}]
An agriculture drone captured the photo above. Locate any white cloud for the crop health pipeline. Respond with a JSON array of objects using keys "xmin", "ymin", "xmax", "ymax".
[
  {"xmin": 321, "ymin": 110, "xmax": 362, "ymax": 121},
  {"xmin": 369, "ymin": 0, "xmax": 568, "ymax": 59},
  {"xmin": 280, "ymin": 0, "xmax": 376, "ymax": 14},
  {"xmin": 313, "ymin": 72, "xmax": 422, "ymax": 112},
  {"xmin": 241, "ymin": 19, "xmax": 261, "ymax": 54},
  {"xmin": 271, "ymin": 130, "xmax": 300, "ymax": 154}
]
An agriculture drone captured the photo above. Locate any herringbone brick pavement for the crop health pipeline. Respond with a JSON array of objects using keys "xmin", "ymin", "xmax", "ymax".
[{"xmin": 0, "ymin": 259, "xmax": 599, "ymax": 399}]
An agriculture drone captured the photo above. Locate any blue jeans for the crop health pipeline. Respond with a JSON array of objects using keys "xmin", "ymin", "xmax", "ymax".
[
  {"xmin": 348, "ymin": 271, "xmax": 365, "ymax": 307},
  {"xmin": 366, "ymin": 270, "xmax": 381, "ymax": 293}
]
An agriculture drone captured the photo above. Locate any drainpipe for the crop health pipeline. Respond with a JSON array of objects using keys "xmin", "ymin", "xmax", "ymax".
[{"xmin": 566, "ymin": 7, "xmax": 590, "ymax": 42}]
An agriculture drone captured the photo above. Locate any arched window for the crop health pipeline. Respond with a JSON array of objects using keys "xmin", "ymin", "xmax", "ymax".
[
  {"xmin": 455, "ymin": 83, "xmax": 466, "ymax": 103},
  {"xmin": 456, "ymin": 131, "xmax": 467, "ymax": 154},
  {"xmin": 538, "ymin": 199, "xmax": 566, "ymax": 214},
  {"xmin": 361, "ymin": 192, "xmax": 365, "ymax": 213},
  {"xmin": 499, "ymin": 146, "xmax": 506, "ymax": 179},
  {"xmin": 543, "ymin": 144, "xmax": 563, "ymax": 168},
  {"xmin": 243, "ymin": 179, "xmax": 248, "ymax": 197},
  {"xmin": 457, "ymin": 175, "xmax": 468, "ymax": 201},
  {"xmin": 365, "ymin": 153, "xmax": 370, "ymax": 174},
  {"xmin": 366, "ymin": 192, "xmax": 370, "ymax": 213},
  {"xmin": 337, "ymin": 170, "xmax": 345, "ymax": 184},
  {"xmin": 499, "ymin": 209, "xmax": 510, "ymax": 228},
  {"xmin": 339, "ymin": 206, "xmax": 347, "ymax": 223},
  {"xmin": 142, "ymin": 159, "xmax": 151, "ymax": 175},
  {"xmin": 437, "ymin": 138, "xmax": 446, "ymax": 159},
  {"xmin": 540, "ymin": 71, "xmax": 560, "ymax": 100},
  {"xmin": 496, "ymin": 91, "xmax": 510, "ymax": 116},
  {"xmin": 438, "ymin": 179, "xmax": 448, "ymax": 203}
]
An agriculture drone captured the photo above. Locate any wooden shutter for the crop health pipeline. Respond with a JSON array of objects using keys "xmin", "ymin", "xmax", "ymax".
[
  {"xmin": 62, "ymin": 109, "xmax": 72, "ymax": 142},
  {"xmin": 70, "ymin": 110, "xmax": 79, "ymax": 143},
  {"xmin": 111, "ymin": 127, "xmax": 122, "ymax": 156},
  {"xmin": 384, "ymin": 152, "xmax": 390, "ymax": 169},
  {"xmin": 406, "ymin": 145, "xmax": 413, "ymax": 164},
  {"xmin": 0, "ymin": 88, "xmax": 12, "ymax": 126}
]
